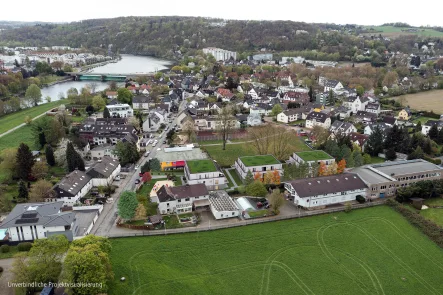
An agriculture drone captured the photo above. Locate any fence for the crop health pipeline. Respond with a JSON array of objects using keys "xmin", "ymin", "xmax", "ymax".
[
  {"xmin": 196, "ymin": 130, "xmax": 248, "ymax": 141},
  {"xmin": 106, "ymin": 200, "xmax": 386, "ymax": 238}
]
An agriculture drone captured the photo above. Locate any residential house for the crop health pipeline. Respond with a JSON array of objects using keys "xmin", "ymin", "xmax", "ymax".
[
  {"xmin": 247, "ymin": 113, "xmax": 263, "ymax": 126},
  {"xmin": 250, "ymin": 103, "xmax": 273, "ymax": 116},
  {"xmin": 398, "ymin": 108, "xmax": 412, "ymax": 121},
  {"xmin": 354, "ymin": 111, "xmax": 377, "ymax": 125},
  {"xmin": 334, "ymin": 106, "xmax": 352, "ymax": 119},
  {"xmin": 365, "ymin": 102, "xmax": 381, "ymax": 116},
  {"xmin": 305, "ymin": 112, "xmax": 331, "ymax": 129},
  {"xmin": 421, "ymin": 120, "xmax": 443, "ymax": 135},
  {"xmin": 364, "ymin": 123, "xmax": 392, "ymax": 136},
  {"xmin": 185, "ymin": 159, "xmax": 228, "ymax": 190},
  {"xmin": 132, "ymin": 96, "xmax": 152, "ymax": 111},
  {"xmin": 193, "ymin": 116, "xmax": 241, "ymax": 131},
  {"xmin": 143, "ymin": 109, "xmax": 168, "ymax": 132},
  {"xmin": 234, "ymin": 155, "xmax": 283, "ymax": 182},
  {"xmin": 0, "ymin": 202, "xmax": 76, "ymax": 242},
  {"xmin": 86, "ymin": 157, "xmax": 121, "ymax": 187},
  {"xmin": 329, "ymin": 121, "xmax": 357, "ymax": 136},
  {"xmin": 92, "ymin": 124, "xmax": 138, "ymax": 147},
  {"xmin": 284, "ymin": 174, "xmax": 367, "ymax": 209},
  {"xmin": 349, "ymin": 132, "xmax": 369, "ymax": 152},
  {"xmin": 288, "ymin": 150, "xmax": 335, "ymax": 168},
  {"xmin": 343, "ymin": 96, "xmax": 368, "ymax": 114},
  {"xmin": 277, "ymin": 108, "xmax": 304, "ymax": 123},
  {"xmin": 106, "ymin": 104, "xmax": 133, "ymax": 118},
  {"xmin": 157, "ymin": 184, "xmax": 209, "ymax": 214},
  {"xmin": 105, "ymin": 91, "xmax": 117, "ymax": 99},
  {"xmin": 324, "ymin": 79, "xmax": 344, "ymax": 92},
  {"xmin": 282, "ymin": 91, "xmax": 310, "ymax": 105},
  {"xmin": 208, "ymin": 191, "xmax": 240, "ymax": 219},
  {"xmin": 315, "ymin": 92, "xmax": 332, "ymax": 106},
  {"xmin": 89, "ymin": 144, "xmax": 118, "ymax": 161},
  {"xmin": 216, "ymin": 88, "xmax": 234, "ymax": 101},
  {"xmin": 383, "ymin": 116, "xmax": 397, "ymax": 127},
  {"xmin": 248, "ymin": 87, "xmax": 260, "ymax": 100}
]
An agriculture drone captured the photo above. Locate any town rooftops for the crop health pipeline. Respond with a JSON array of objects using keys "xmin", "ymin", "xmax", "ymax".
[
  {"xmin": 156, "ymin": 184, "xmax": 209, "ymax": 202},
  {"xmin": 86, "ymin": 157, "xmax": 120, "ymax": 178},
  {"xmin": 286, "ymin": 174, "xmax": 367, "ymax": 198},
  {"xmin": 0, "ymin": 202, "xmax": 74, "ymax": 229},
  {"xmin": 238, "ymin": 155, "xmax": 281, "ymax": 167},
  {"xmin": 382, "ymin": 116, "xmax": 397, "ymax": 125},
  {"xmin": 186, "ymin": 159, "xmax": 218, "ymax": 174},
  {"xmin": 295, "ymin": 150, "xmax": 334, "ymax": 162},
  {"xmin": 306, "ymin": 111, "xmax": 329, "ymax": 122},
  {"xmin": 54, "ymin": 170, "xmax": 92, "ymax": 199},
  {"xmin": 155, "ymin": 148, "xmax": 207, "ymax": 163}
]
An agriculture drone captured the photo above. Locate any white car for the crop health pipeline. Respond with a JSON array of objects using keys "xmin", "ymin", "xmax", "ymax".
[
  {"xmin": 152, "ymin": 142, "xmax": 157, "ymax": 147},
  {"xmin": 144, "ymin": 151, "xmax": 150, "ymax": 157}
]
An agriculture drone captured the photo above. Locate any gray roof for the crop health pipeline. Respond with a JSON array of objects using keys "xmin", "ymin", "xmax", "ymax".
[
  {"xmin": 351, "ymin": 166, "xmax": 394, "ymax": 185},
  {"xmin": 306, "ymin": 111, "xmax": 329, "ymax": 123},
  {"xmin": 157, "ymin": 184, "xmax": 209, "ymax": 203},
  {"xmin": 54, "ymin": 170, "xmax": 92, "ymax": 199},
  {"xmin": 0, "ymin": 202, "xmax": 74, "ymax": 229},
  {"xmin": 86, "ymin": 156, "xmax": 120, "ymax": 178},
  {"xmin": 286, "ymin": 173, "xmax": 367, "ymax": 198},
  {"xmin": 372, "ymin": 159, "xmax": 442, "ymax": 176}
]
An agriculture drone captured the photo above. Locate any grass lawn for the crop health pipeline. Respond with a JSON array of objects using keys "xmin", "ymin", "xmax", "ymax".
[
  {"xmin": 416, "ymin": 197, "xmax": 443, "ymax": 227},
  {"xmin": 178, "ymin": 213, "xmax": 194, "ymax": 219},
  {"xmin": 295, "ymin": 150, "xmax": 333, "ymax": 162},
  {"xmin": 0, "ymin": 246, "xmax": 20, "ymax": 260},
  {"xmin": 197, "ymin": 139, "xmax": 224, "ymax": 145},
  {"xmin": 109, "ymin": 206, "xmax": 443, "ymax": 295},
  {"xmin": 394, "ymin": 90, "xmax": 443, "ymax": 114},
  {"xmin": 224, "ymin": 170, "xmax": 234, "ymax": 188},
  {"xmin": 239, "ymin": 155, "xmax": 280, "ymax": 166},
  {"xmin": 0, "ymin": 125, "xmax": 36, "ymax": 153},
  {"xmin": 370, "ymin": 156, "xmax": 386, "ymax": 164},
  {"xmin": 230, "ymin": 169, "xmax": 243, "ymax": 185},
  {"xmin": 0, "ymin": 99, "xmax": 68, "ymax": 134},
  {"xmin": 137, "ymin": 178, "xmax": 168, "ymax": 198},
  {"xmin": 364, "ymin": 26, "xmax": 443, "ymax": 37},
  {"xmin": 247, "ymin": 209, "xmax": 268, "ymax": 218},
  {"xmin": 163, "ymin": 215, "xmax": 182, "ymax": 229},
  {"xmin": 412, "ymin": 117, "xmax": 437, "ymax": 124},
  {"xmin": 186, "ymin": 159, "xmax": 218, "ymax": 173}
]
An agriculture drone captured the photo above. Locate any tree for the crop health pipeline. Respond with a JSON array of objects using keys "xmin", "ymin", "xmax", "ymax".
[
  {"xmin": 263, "ymin": 171, "xmax": 273, "ymax": 185},
  {"xmin": 342, "ymin": 145, "xmax": 354, "ymax": 168},
  {"xmin": 407, "ymin": 146, "xmax": 424, "ymax": 160},
  {"xmin": 245, "ymin": 181, "xmax": 267, "ymax": 198},
  {"xmin": 284, "ymin": 162, "xmax": 310, "ymax": 180},
  {"xmin": 0, "ymin": 148, "xmax": 18, "ymax": 181},
  {"xmin": 17, "ymin": 180, "xmax": 29, "ymax": 202},
  {"xmin": 415, "ymin": 121, "xmax": 422, "ymax": 133},
  {"xmin": 85, "ymin": 105, "xmax": 94, "ymax": 116},
  {"xmin": 103, "ymin": 107, "xmax": 111, "ymax": 118},
  {"xmin": 29, "ymin": 179, "xmax": 54, "ymax": 202},
  {"xmin": 31, "ymin": 161, "xmax": 48, "ymax": 180},
  {"xmin": 337, "ymin": 159, "xmax": 346, "ymax": 174},
  {"xmin": 385, "ymin": 148, "xmax": 397, "ymax": 161},
  {"xmin": 327, "ymin": 162, "xmax": 338, "ymax": 175},
  {"xmin": 64, "ymin": 243, "xmax": 113, "ymax": 295},
  {"xmin": 134, "ymin": 203, "xmax": 147, "ymax": 220},
  {"xmin": 216, "ymin": 105, "xmax": 236, "ymax": 150},
  {"xmin": 115, "ymin": 141, "xmax": 140, "ymax": 166},
  {"xmin": 128, "ymin": 116, "xmax": 141, "ymax": 130},
  {"xmin": 25, "ymin": 84, "xmax": 42, "ymax": 106},
  {"xmin": 356, "ymin": 85, "xmax": 365, "ymax": 96},
  {"xmin": 311, "ymin": 126, "xmax": 330, "ymax": 147},
  {"xmin": 117, "ymin": 87, "xmax": 133, "ymax": 104},
  {"xmin": 45, "ymin": 96, "xmax": 51, "ymax": 103},
  {"xmin": 382, "ymin": 71, "xmax": 399, "ymax": 87},
  {"xmin": 141, "ymin": 172, "xmax": 152, "ymax": 183},
  {"xmin": 141, "ymin": 161, "xmax": 150, "ymax": 173},
  {"xmin": 353, "ymin": 151, "xmax": 364, "ymax": 167},
  {"xmin": 366, "ymin": 125, "xmax": 384, "ymax": 156},
  {"xmin": 16, "ymin": 143, "xmax": 34, "ymax": 180},
  {"xmin": 24, "ymin": 115, "xmax": 32, "ymax": 125},
  {"xmin": 363, "ymin": 153, "xmax": 372, "ymax": 164},
  {"xmin": 271, "ymin": 170, "xmax": 281, "ymax": 185},
  {"xmin": 244, "ymin": 170, "xmax": 254, "ymax": 185},
  {"xmin": 45, "ymin": 145, "xmax": 55, "ymax": 166},
  {"xmin": 428, "ymin": 124, "xmax": 439, "ymax": 140},
  {"xmin": 269, "ymin": 189, "xmax": 285, "ymax": 215},
  {"xmin": 149, "ymin": 158, "xmax": 161, "ymax": 172},
  {"xmin": 182, "ymin": 119, "xmax": 196, "ymax": 142},
  {"xmin": 271, "ymin": 104, "xmax": 283, "ymax": 118},
  {"xmin": 318, "ymin": 162, "xmax": 328, "ymax": 176},
  {"xmin": 118, "ymin": 191, "xmax": 138, "ymax": 220},
  {"xmin": 92, "ymin": 95, "xmax": 106, "ymax": 110},
  {"xmin": 66, "ymin": 141, "xmax": 85, "ymax": 172}
]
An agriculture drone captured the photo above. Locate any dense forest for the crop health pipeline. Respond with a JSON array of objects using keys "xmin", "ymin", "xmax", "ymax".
[{"xmin": 1, "ymin": 16, "xmax": 439, "ymax": 61}]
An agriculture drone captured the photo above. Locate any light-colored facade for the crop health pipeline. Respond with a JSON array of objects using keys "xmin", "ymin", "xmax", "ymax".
[
  {"xmin": 208, "ymin": 191, "xmax": 240, "ymax": 219},
  {"xmin": 184, "ymin": 161, "xmax": 228, "ymax": 190},
  {"xmin": 203, "ymin": 47, "xmax": 237, "ymax": 61},
  {"xmin": 305, "ymin": 112, "xmax": 331, "ymax": 129},
  {"xmin": 106, "ymin": 104, "xmax": 133, "ymax": 118},
  {"xmin": 288, "ymin": 150, "xmax": 335, "ymax": 167},
  {"xmin": 234, "ymin": 155, "xmax": 283, "ymax": 181},
  {"xmin": 157, "ymin": 184, "xmax": 210, "ymax": 214}
]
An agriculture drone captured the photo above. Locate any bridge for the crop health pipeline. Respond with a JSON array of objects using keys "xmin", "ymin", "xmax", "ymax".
[{"xmin": 66, "ymin": 72, "xmax": 156, "ymax": 82}]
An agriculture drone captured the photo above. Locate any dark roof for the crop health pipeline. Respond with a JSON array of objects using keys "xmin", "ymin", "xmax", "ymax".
[
  {"xmin": 157, "ymin": 184, "xmax": 209, "ymax": 203},
  {"xmin": 54, "ymin": 170, "xmax": 92, "ymax": 199},
  {"xmin": 366, "ymin": 102, "xmax": 380, "ymax": 110},
  {"xmin": 382, "ymin": 116, "xmax": 396, "ymax": 125},
  {"xmin": 86, "ymin": 157, "xmax": 120, "ymax": 179},
  {"xmin": 0, "ymin": 201, "xmax": 74, "ymax": 229},
  {"xmin": 95, "ymin": 118, "xmax": 127, "ymax": 125},
  {"xmin": 132, "ymin": 96, "xmax": 152, "ymax": 104},
  {"xmin": 306, "ymin": 111, "xmax": 329, "ymax": 123},
  {"xmin": 286, "ymin": 173, "xmax": 367, "ymax": 198}
]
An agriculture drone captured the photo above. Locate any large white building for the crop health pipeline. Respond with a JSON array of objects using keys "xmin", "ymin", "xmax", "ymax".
[
  {"xmin": 284, "ymin": 173, "xmax": 367, "ymax": 209},
  {"xmin": 184, "ymin": 160, "xmax": 228, "ymax": 190},
  {"xmin": 156, "ymin": 184, "xmax": 209, "ymax": 214},
  {"xmin": 208, "ymin": 191, "xmax": 240, "ymax": 219},
  {"xmin": 234, "ymin": 155, "xmax": 283, "ymax": 182},
  {"xmin": 203, "ymin": 47, "xmax": 237, "ymax": 61},
  {"xmin": 106, "ymin": 104, "xmax": 133, "ymax": 118}
]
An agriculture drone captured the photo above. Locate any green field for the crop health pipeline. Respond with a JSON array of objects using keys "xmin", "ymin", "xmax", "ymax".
[
  {"xmin": 365, "ymin": 26, "xmax": 443, "ymax": 37},
  {"xmin": 295, "ymin": 150, "xmax": 333, "ymax": 162},
  {"xmin": 0, "ymin": 125, "xmax": 36, "ymax": 153},
  {"xmin": 0, "ymin": 99, "xmax": 68, "ymax": 134},
  {"xmin": 186, "ymin": 159, "xmax": 218, "ymax": 173},
  {"xmin": 419, "ymin": 198, "xmax": 443, "ymax": 227},
  {"xmin": 109, "ymin": 206, "xmax": 443, "ymax": 295}
]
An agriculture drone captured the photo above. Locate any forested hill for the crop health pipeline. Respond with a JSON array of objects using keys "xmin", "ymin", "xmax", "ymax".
[{"xmin": 0, "ymin": 16, "xmax": 357, "ymax": 59}]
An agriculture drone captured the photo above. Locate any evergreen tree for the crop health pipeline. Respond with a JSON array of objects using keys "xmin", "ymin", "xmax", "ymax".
[
  {"xmin": 103, "ymin": 107, "xmax": 110, "ymax": 119},
  {"xmin": 18, "ymin": 180, "xmax": 29, "ymax": 202},
  {"xmin": 74, "ymin": 153, "xmax": 85, "ymax": 171},
  {"xmin": 45, "ymin": 145, "xmax": 56, "ymax": 166},
  {"xmin": 16, "ymin": 143, "xmax": 34, "ymax": 180},
  {"xmin": 415, "ymin": 121, "xmax": 422, "ymax": 133},
  {"xmin": 385, "ymin": 148, "xmax": 397, "ymax": 161},
  {"xmin": 353, "ymin": 151, "xmax": 364, "ymax": 167},
  {"xmin": 407, "ymin": 146, "xmax": 424, "ymax": 160},
  {"xmin": 308, "ymin": 86, "xmax": 314, "ymax": 102},
  {"xmin": 66, "ymin": 142, "xmax": 85, "ymax": 172},
  {"xmin": 428, "ymin": 124, "xmax": 439, "ymax": 140},
  {"xmin": 437, "ymin": 128, "xmax": 443, "ymax": 145},
  {"xmin": 244, "ymin": 170, "xmax": 254, "ymax": 185},
  {"xmin": 343, "ymin": 146, "xmax": 354, "ymax": 167},
  {"xmin": 367, "ymin": 125, "xmax": 384, "ymax": 156}
]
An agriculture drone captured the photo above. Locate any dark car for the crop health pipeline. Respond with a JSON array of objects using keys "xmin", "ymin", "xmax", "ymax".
[
  {"xmin": 135, "ymin": 179, "xmax": 140, "ymax": 184},
  {"xmin": 163, "ymin": 140, "xmax": 166, "ymax": 144}
]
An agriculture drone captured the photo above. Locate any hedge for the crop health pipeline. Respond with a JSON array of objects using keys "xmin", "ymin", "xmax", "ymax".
[
  {"xmin": 386, "ymin": 199, "xmax": 443, "ymax": 248},
  {"xmin": 17, "ymin": 242, "xmax": 33, "ymax": 252},
  {"xmin": 423, "ymin": 156, "xmax": 441, "ymax": 165},
  {"xmin": 0, "ymin": 244, "xmax": 10, "ymax": 253}
]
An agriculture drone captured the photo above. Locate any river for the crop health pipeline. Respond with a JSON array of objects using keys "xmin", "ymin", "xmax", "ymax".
[{"xmin": 40, "ymin": 54, "xmax": 172, "ymax": 101}]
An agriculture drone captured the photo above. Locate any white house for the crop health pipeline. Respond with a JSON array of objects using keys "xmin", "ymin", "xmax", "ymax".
[
  {"xmin": 277, "ymin": 109, "xmax": 303, "ymax": 123},
  {"xmin": 185, "ymin": 159, "xmax": 228, "ymax": 190},
  {"xmin": 86, "ymin": 157, "xmax": 121, "ymax": 187},
  {"xmin": 248, "ymin": 87, "xmax": 260, "ymax": 100},
  {"xmin": 90, "ymin": 144, "xmax": 118, "ymax": 161},
  {"xmin": 156, "ymin": 184, "xmax": 209, "ymax": 214},
  {"xmin": 324, "ymin": 79, "xmax": 344, "ymax": 92},
  {"xmin": 305, "ymin": 112, "xmax": 331, "ymax": 129},
  {"xmin": 250, "ymin": 104, "xmax": 273, "ymax": 116},
  {"xmin": 329, "ymin": 121, "xmax": 357, "ymax": 136},
  {"xmin": 343, "ymin": 97, "xmax": 368, "ymax": 114},
  {"xmin": 0, "ymin": 202, "xmax": 76, "ymax": 242},
  {"xmin": 365, "ymin": 102, "xmax": 381, "ymax": 116},
  {"xmin": 288, "ymin": 150, "xmax": 335, "ymax": 167},
  {"xmin": 364, "ymin": 123, "xmax": 391, "ymax": 136},
  {"xmin": 208, "ymin": 191, "xmax": 240, "ymax": 219},
  {"xmin": 106, "ymin": 104, "xmax": 133, "ymax": 118},
  {"xmin": 421, "ymin": 120, "xmax": 443, "ymax": 135},
  {"xmin": 284, "ymin": 174, "xmax": 367, "ymax": 209},
  {"xmin": 132, "ymin": 96, "xmax": 151, "ymax": 110},
  {"xmin": 247, "ymin": 113, "xmax": 263, "ymax": 126},
  {"xmin": 234, "ymin": 155, "xmax": 283, "ymax": 182},
  {"xmin": 203, "ymin": 47, "xmax": 237, "ymax": 61}
]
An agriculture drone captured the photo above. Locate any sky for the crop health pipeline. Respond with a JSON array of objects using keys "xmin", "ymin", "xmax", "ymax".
[{"xmin": 3, "ymin": 0, "xmax": 443, "ymax": 27}]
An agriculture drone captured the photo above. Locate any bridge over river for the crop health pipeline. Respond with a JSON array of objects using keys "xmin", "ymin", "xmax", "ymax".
[{"xmin": 66, "ymin": 72, "xmax": 156, "ymax": 82}]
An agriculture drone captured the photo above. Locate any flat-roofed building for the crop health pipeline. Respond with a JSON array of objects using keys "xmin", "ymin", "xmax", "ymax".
[
  {"xmin": 289, "ymin": 150, "xmax": 335, "ymax": 167},
  {"xmin": 235, "ymin": 155, "xmax": 283, "ymax": 182},
  {"xmin": 185, "ymin": 159, "xmax": 228, "ymax": 190},
  {"xmin": 208, "ymin": 191, "xmax": 240, "ymax": 219},
  {"xmin": 155, "ymin": 146, "xmax": 207, "ymax": 171}
]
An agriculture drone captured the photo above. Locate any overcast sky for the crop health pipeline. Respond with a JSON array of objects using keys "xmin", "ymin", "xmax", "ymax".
[{"xmin": 3, "ymin": 0, "xmax": 443, "ymax": 27}]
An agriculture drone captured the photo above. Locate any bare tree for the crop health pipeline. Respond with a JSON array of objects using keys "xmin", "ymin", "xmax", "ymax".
[
  {"xmin": 248, "ymin": 125, "xmax": 273, "ymax": 155},
  {"xmin": 269, "ymin": 189, "xmax": 285, "ymax": 215},
  {"xmin": 216, "ymin": 105, "xmax": 237, "ymax": 150},
  {"xmin": 88, "ymin": 82, "xmax": 98, "ymax": 94},
  {"xmin": 248, "ymin": 125, "xmax": 291, "ymax": 159},
  {"xmin": 272, "ymin": 126, "xmax": 292, "ymax": 159},
  {"xmin": 182, "ymin": 118, "xmax": 196, "ymax": 143}
]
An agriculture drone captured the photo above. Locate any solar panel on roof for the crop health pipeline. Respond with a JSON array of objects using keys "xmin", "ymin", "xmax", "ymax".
[
  {"xmin": 15, "ymin": 218, "xmax": 39, "ymax": 224},
  {"xmin": 22, "ymin": 212, "xmax": 37, "ymax": 218}
]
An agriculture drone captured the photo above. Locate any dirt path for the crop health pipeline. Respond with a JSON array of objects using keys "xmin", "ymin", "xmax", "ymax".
[{"xmin": 0, "ymin": 258, "xmax": 15, "ymax": 295}]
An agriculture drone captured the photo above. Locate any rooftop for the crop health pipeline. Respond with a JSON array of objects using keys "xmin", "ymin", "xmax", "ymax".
[
  {"xmin": 239, "ymin": 155, "xmax": 280, "ymax": 167},
  {"xmin": 186, "ymin": 159, "xmax": 218, "ymax": 174},
  {"xmin": 155, "ymin": 148, "xmax": 207, "ymax": 163},
  {"xmin": 74, "ymin": 210, "xmax": 98, "ymax": 237},
  {"xmin": 372, "ymin": 159, "xmax": 442, "ymax": 176},
  {"xmin": 209, "ymin": 191, "xmax": 239, "ymax": 212},
  {"xmin": 295, "ymin": 150, "xmax": 334, "ymax": 162}
]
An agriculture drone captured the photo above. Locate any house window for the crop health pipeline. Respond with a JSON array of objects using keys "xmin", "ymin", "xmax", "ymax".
[
  {"xmin": 185, "ymin": 198, "xmax": 190, "ymax": 201},
  {"xmin": 221, "ymin": 214, "xmax": 223, "ymax": 217},
  {"xmin": 167, "ymin": 203, "xmax": 170, "ymax": 207},
  {"xmin": 178, "ymin": 200, "xmax": 181, "ymax": 203}
]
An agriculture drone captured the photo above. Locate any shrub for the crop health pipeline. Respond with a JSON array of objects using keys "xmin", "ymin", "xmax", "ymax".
[
  {"xmin": 344, "ymin": 202, "xmax": 352, "ymax": 213},
  {"xmin": 0, "ymin": 244, "xmax": 10, "ymax": 253},
  {"xmin": 17, "ymin": 242, "xmax": 32, "ymax": 252},
  {"xmin": 356, "ymin": 195, "xmax": 366, "ymax": 204}
]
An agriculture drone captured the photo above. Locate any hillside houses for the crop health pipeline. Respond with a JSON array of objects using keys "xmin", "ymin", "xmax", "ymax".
[
  {"xmin": 305, "ymin": 112, "xmax": 331, "ymax": 129},
  {"xmin": 329, "ymin": 121, "xmax": 357, "ymax": 136}
]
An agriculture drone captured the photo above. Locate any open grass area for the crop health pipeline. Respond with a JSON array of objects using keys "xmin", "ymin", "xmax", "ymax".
[
  {"xmin": 412, "ymin": 116, "xmax": 438, "ymax": 124},
  {"xmin": 364, "ymin": 26, "xmax": 443, "ymax": 37},
  {"xmin": 247, "ymin": 209, "xmax": 268, "ymax": 218},
  {"xmin": 230, "ymin": 169, "xmax": 243, "ymax": 185},
  {"xmin": 186, "ymin": 159, "xmax": 218, "ymax": 173},
  {"xmin": 295, "ymin": 150, "xmax": 333, "ymax": 162},
  {"xmin": 370, "ymin": 156, "xmax": 386, "ymax": 164},
  {"xmin": 0, "ymin": 125, "xmax": 36, "ymax": 153},
  {"xmin": 415, "ymin": 197, "xmax": 443, "ymax": 227},
  {"xmin": 239, "ymin": 155, "xmax": 280, "ymax": 167},
  {"xmin": 0, "ymin": 99, "xmax": 68, "ymax": 134},
  {"xmin": 394, "ymin": 90, "xmax": 443, "ymax": 113},
  {"xmin": 109, "ymin": 206, "xmax": 443, "ymax": 295}
]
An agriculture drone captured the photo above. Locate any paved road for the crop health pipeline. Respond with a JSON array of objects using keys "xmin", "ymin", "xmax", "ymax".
[
  {"xmin": 91, "ymin": 100, "xmax": 187, "ymax": 236},
  {"xmin": 0, "ymin": 258, "xmax": 15, "ymax": 295},
  {"xmin": 0, "ymin": 111, "xmax": 48, "ymax": 138}
]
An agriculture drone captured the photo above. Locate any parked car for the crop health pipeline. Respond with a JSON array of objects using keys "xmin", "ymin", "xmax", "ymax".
[
  {"xmin": 135, "ymin": 179, "xmax": 140, "ymax": 184},
  {"xmin": 106, "ymin": 198, "xmax": 114, "ymax": 204},
  {"xmin": 144, "ymin": 151, "xmax": 150, "ymax": 157},
  {"xmin": 162, "ymin": 140, "xmax": 166, "ymax": 144}
]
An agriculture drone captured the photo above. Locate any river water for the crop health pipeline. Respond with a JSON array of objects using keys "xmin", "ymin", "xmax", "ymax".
[{"xmin": 40, "ymin": 54, "xmax": 172, "ymax": 101}]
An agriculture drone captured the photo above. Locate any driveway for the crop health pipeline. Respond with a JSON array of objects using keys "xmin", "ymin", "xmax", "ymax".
[{"xmin": 0, "ymin": 258, "xmax": 15, "ymax": 295}]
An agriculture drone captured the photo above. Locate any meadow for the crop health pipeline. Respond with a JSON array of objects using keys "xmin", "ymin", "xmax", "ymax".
[
  {"xmin": 0, "ymin": 125, "xmax": 36, "ymax": 153},
  {"xmin": 109, "ymin": 206, "xmax": 443, "ymax": 295},
  {"xmin": 364, "ymin": 26, "xmax": 443, "ymax": 38},
  {"xmin": 395, "ymin": 90, "xmax": 443, "ymax": 114}
]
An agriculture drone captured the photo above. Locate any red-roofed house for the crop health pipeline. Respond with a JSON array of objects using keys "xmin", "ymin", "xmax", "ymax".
[
  {"xmin": 216, "ymin": 88, "xmax": 234, "ymax": 101},
  {"xmin": 106, "ymin": 91, "xmax": 117, "ymax": 99},
  {"xmin": 283, "ymin": 91, "xmax": 310, "ymax": 105}
]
